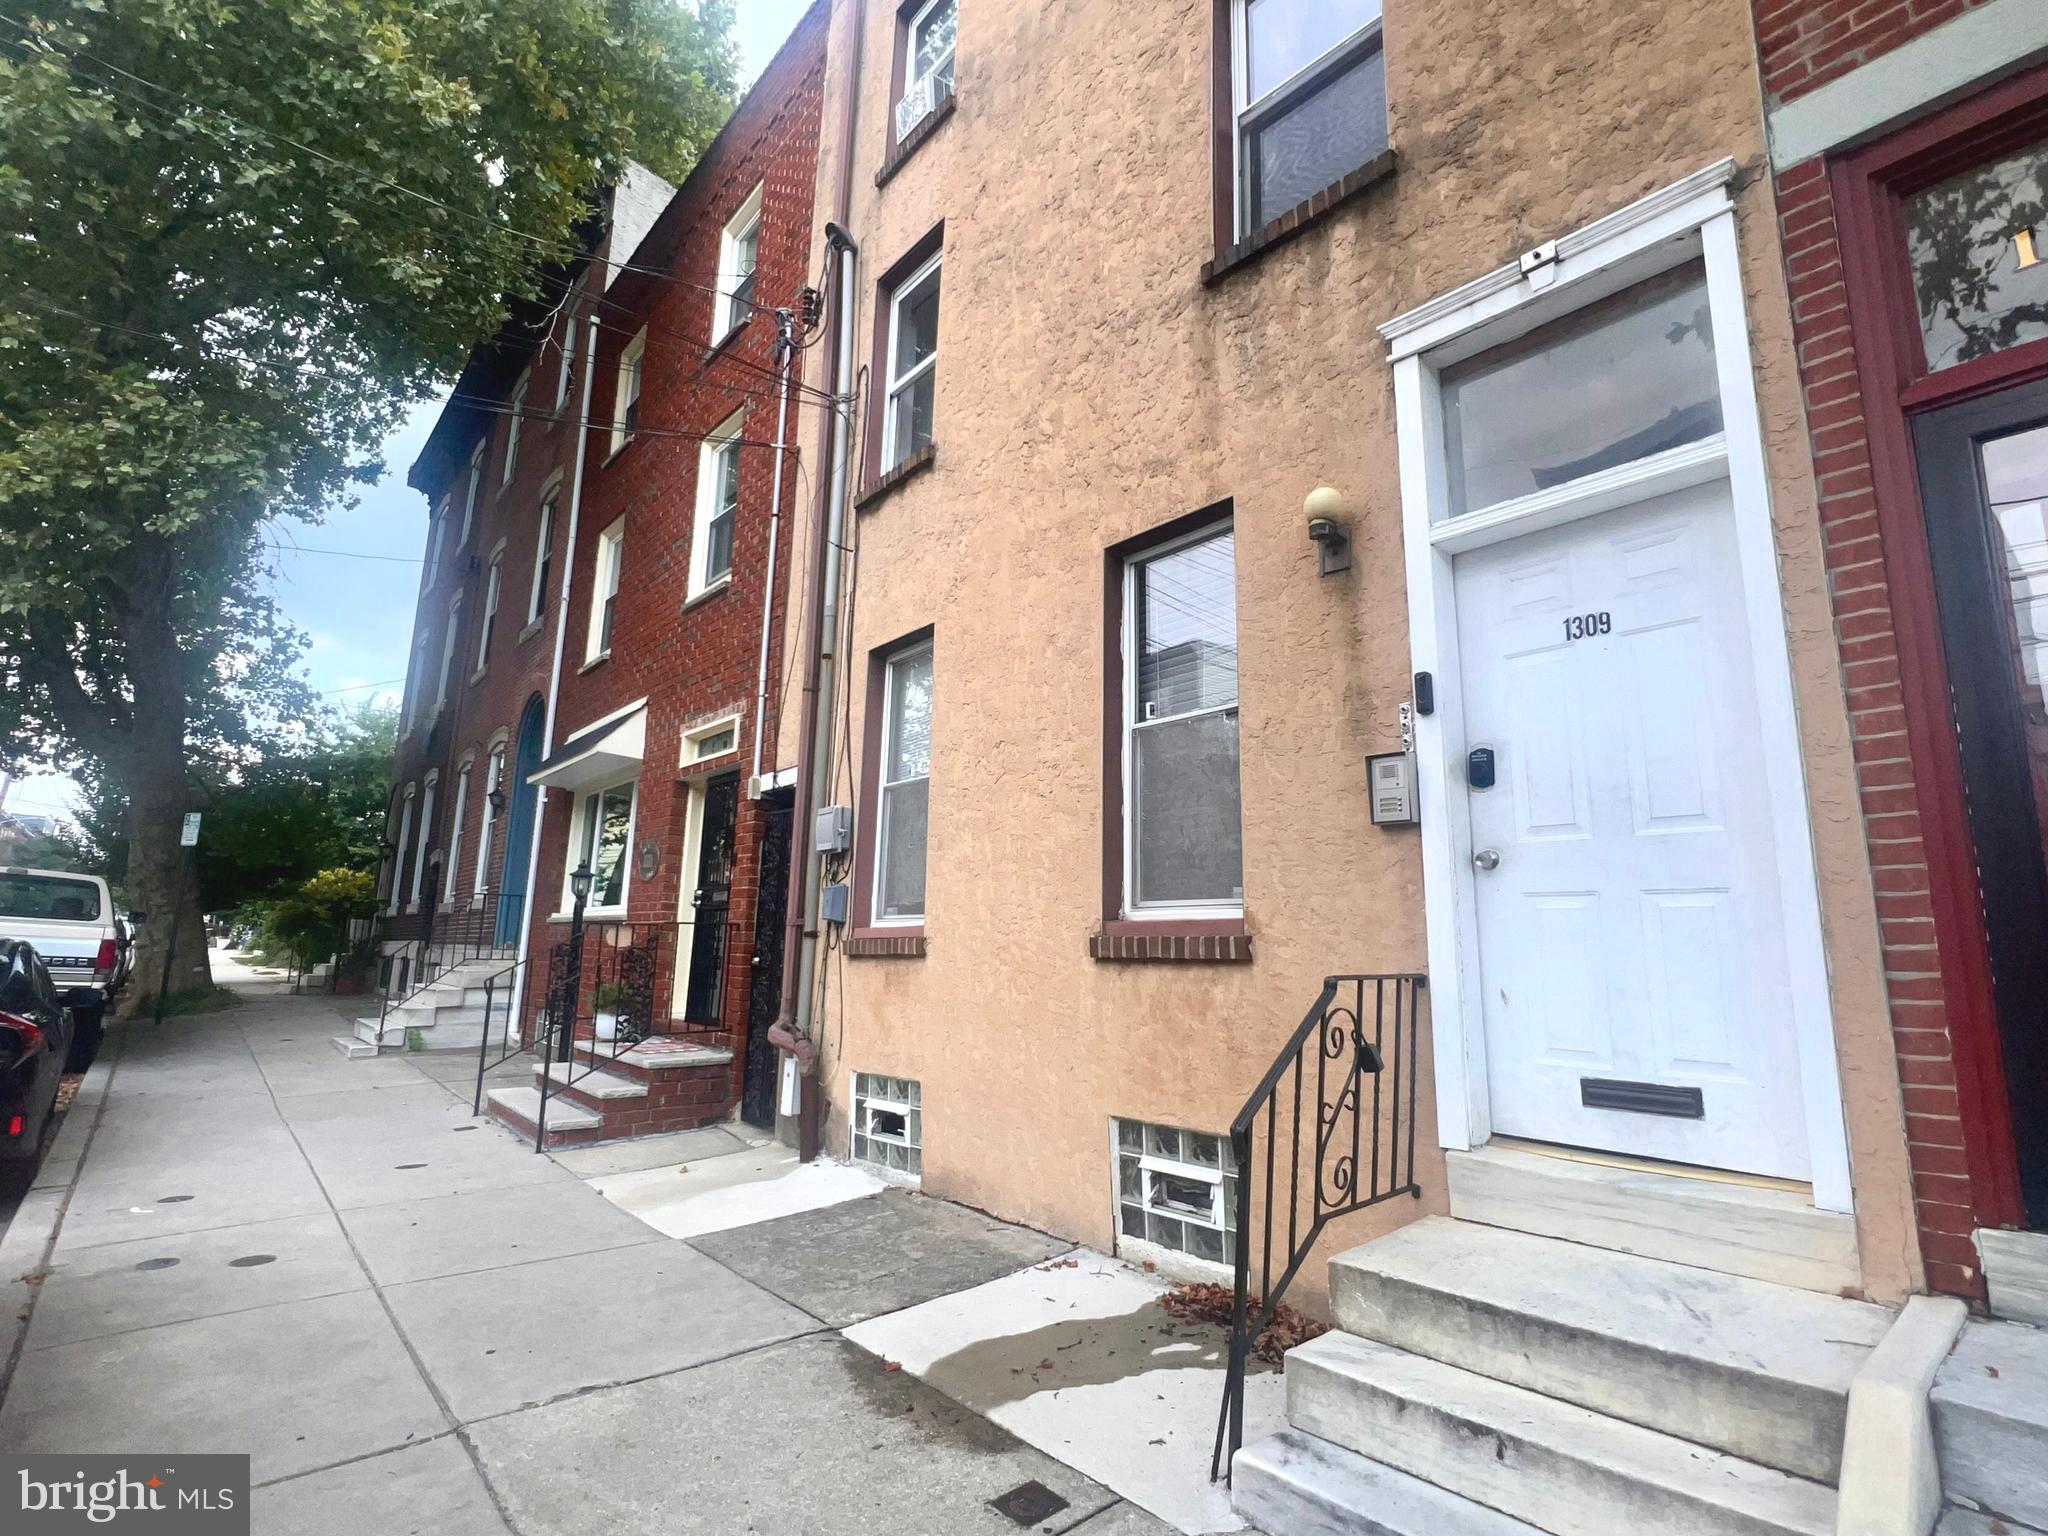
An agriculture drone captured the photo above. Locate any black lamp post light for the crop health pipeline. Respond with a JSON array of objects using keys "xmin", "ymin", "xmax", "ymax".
[
  {"xmin": 487, "ymin": 785, "xmax": 507, "ymax": 817},
  {"xmin": 558, "ymin": 861, "xmax": 593, "ymax": 1064}
]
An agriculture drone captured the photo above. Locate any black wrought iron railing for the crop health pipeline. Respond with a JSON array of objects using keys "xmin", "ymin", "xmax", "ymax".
[
  {"xmin": 378, "ymin": 889, "xmax": 513, "ymax": 1029},
  {"xmin": 1210, "ymin": 973, "xmax": 1427, "ymax": 1483},
  {"xmin": 465, "ymin": 959, "xmax": 527, "ymax": 1115}
]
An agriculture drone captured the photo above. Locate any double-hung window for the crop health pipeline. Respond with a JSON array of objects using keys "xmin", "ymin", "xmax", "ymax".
[
  {"xmin": 528, "ymin": 491, "xmax": 557, "ymax": 624},
  {"xmin": 613, "ymin": 329, "xmax": 647, "ymax": 453},
  {"xmin": 434, "ymin": 594, "xmax": 462, "ymax": 716},
  {"xmin": 476, "ymin": 551, "xmax": 502, "ymax": 672},
  {"xmin": 589, "ymin": 520, "xmax": 624, "ymax": 659},
  {"xmin": 895, "ymin": 0, "xmax": 957, "ymax": 142},
  {"xmin": 875, "ymin": 641, "xmax": 933, "ymax": 922},
  {"xmin": 555, "ymin": 280, "xmax": 583, "ymax": 410},
  {"xmin": 570, "ymin": 779, "xmax": 635, "ymax": 912},
  {"xmin": 460, "ymin": 442, "xmax": 483, "ymax": 546},
  {"xmin": 503, "ymin": 372, "xmax": 528, "ymax": 484},
  {"xmin": 473, "ymin": 746, "xmax": 503, "ymax": 900},
  {"xmin": 882, "ymin": 251, "xmax": 941, "ymax": 473},
  {"xmin": 692, "ymin": 414, "xmax": 742, "ymax": 596},
  {"xmin": 1230, "ymin": 0, "xmax": 1387, "ymax": 237},
  {"xmin": 444, "ymin": 764, "xmax": 471, "ymax": 903},
  {"xmin": 716, "ymin": 187, "xmax": 763, "ymax": 340},
  {"xmin": 426, "ymin": 499, "xmax": 449, "ymax": 581},
  {"xmin": 1122, "ymin": 523, "xmax": 1243, "ymax": 912}
]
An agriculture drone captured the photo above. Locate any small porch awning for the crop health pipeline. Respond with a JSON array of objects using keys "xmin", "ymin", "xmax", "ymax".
[{"xmin": 527, "ymin": 702, "xmax": 647, "ymax": 791}]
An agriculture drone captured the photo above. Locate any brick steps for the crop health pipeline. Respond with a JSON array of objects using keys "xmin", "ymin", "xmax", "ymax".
[{"xmin": 483, "ymin": 1037, "xmax": 737, "ymax": 1146}]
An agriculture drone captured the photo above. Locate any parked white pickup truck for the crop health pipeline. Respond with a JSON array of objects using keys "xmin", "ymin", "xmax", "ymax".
[{"xmin": 0, "ymin": 867, "xmax": 131, "ymax": 1070}]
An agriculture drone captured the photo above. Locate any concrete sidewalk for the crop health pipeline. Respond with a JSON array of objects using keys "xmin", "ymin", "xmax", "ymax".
[{"xmin": 0, "ymin": 956, "xmax": 1227, "ymax": 1535}]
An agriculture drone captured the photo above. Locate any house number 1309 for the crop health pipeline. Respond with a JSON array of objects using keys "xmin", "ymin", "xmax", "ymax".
[{"xmin": 1562, "ymin": 611, "xmax": 1612, "ymax": 642}]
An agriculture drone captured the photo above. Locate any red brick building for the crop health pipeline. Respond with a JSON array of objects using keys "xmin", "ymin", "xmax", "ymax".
[
  {"xmin": 370, "ymin": 3, "xmax": 829, "ymax": 1145},
  {"xmin": 1751, "ymin": 0, "xmax": 2048, "ymax": 1309}
]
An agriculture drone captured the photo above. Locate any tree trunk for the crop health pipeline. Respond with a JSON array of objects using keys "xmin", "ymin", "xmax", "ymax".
[{"xmin": 122, "ymin": 775, "xmax": 214, "ymax": 1017}]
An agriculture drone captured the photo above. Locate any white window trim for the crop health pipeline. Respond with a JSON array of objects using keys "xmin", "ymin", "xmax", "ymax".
[
  {"xmin": 473, "ymin": 746, "xmax": 504, "ymax": 900},
  {"xmin": 426, "ymin": 498, "xmax": 450, "ymax": 581},
  {"xmin": 502, "ymin": 371, "xmax": 529, "ymax": 486},
  {"xmin": 460, "ymin": 441, "xmax": 484, "ymax": 547},
  {"xmin": 562, "ymin": 777, "xmax": 638, "ymax": 917},
  {"xmin": 715, "ymin": 185, "xmax": 764, "ymax": 342},
  {"xmin": 881, "ymin": 249, "xmax": 942, "ymax": 472},
  {"xmin": 906, "ymin": 0, "xmax": 957, "ymax": 94},
  {"xmin": 586, "ymin": 517, "xmax": 625, "ymax": 661},
  {"xmin": 475, "ymin": 549, "xmax": 503, "ymax": 675},
  {"xmin": 612, "ymin": 329, "xmax": 647, "ymax": 456},
  {"xmin": 434, "ymin": 593, "xmax": 462, "ymax": 715},
  {"xmin": 1377, "ymin": 158, "xmax": 1854, "ymax": 1214},
  {"xmin": 690, "ymin": 412, "xmax": 745, "ymax": 599},
  {"xmin": 1229, "ymin": 1, "xmax": 1385, "ymax": 241},
  {"xmin": 1119, "ymin": 519, "xmax": 1243, "ymax": 921},
  {"xmin": 527, "ymin": 491, "xmax": 559, "ymax": 625},
  {"xmin": 555, "ymin": 279, "xmax": 584, "ymax": 410},
  {"xmin": 387, "ymin": 784, "xmax": 417, "ymax": 915},
  {"xmin": 872, "ymin": 640, "xmax": 933, "ymax": 926},
  {"xmin": 444, "ymin": 763, "xmax": 472, "ymax": 904},
  {"xmin": 682, "ymin": 713, "xmax": 743, "ymax": 769},
  {"xmin": 409, "ymin": 771, "xmax": 439, "ymax": 911}
]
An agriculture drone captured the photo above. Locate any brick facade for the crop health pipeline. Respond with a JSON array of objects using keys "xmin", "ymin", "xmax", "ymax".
[{"xmin": 1755, "ymin": 0, "xmax": 1998, "ymax": 104}]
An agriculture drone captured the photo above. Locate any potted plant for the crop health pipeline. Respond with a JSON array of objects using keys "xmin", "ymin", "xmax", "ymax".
[{"xmin": 593, "ymin": 981, "xmax": 624, "ymax": 1041}]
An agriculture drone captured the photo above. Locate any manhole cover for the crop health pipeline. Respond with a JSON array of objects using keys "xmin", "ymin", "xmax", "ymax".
[
  {"xmin": 988, "ymin": 1482, "xmax": 1068, "ymax": 1527},
  {"xmin": 229, "ymin": 1255, "xmax": 276, "ymax": 1268},
  {"xmin": 135, "ymin": 1258, "xmax": 179, "ymax": 1272},
  {"xmin": 157, "ymin": 1195, "xmax": 194, "ymax": 1203},
  {"xmin": 394, "ymin": 1163, "xmax": 428, "ymax": 1170}
]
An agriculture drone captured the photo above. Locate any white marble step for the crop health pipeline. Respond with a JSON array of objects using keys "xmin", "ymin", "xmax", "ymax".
[
  {"xmin": 484, "ymin": 1086, "xmax": 600, "ymax": 1132},
  {"xmin": 1288, "ymin": 1332, "xmax": 1835, "ymax": 1536},
  {"xmin": 1233, "ymin": 1428, "xmax": 1545, "ymax": 1536},
  {"xmin": 1331, "ymin": 1215, "xmax": 1890, "ymax": 1482},
  {"xmin": 1938, "ymin": 1507, "xmax": 2048, "ymax": 1536},
  {"xmin": 1933, "ymin": 1320, "xmax": 2048, "ymax": 1530}
]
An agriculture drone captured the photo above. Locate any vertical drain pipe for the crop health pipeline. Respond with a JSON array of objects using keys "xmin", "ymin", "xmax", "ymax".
[{"xmin": 749, "ymin": 307, "xmax": 798, "ymax": 787}]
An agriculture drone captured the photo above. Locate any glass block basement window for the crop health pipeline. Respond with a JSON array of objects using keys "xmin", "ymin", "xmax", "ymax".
[
  {"xmin": 1116, "ymin": 1119, "xmax": 1236, "ymax": 1264},
  {"xmin": 852, "ymin": 1073, "xmax": 922, "ymax": 1175}
]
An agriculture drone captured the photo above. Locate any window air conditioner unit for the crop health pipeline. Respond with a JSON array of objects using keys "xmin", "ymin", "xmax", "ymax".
[{"xmin": 894, "ymin": 73, "xmax": 951, "ymax": 142}]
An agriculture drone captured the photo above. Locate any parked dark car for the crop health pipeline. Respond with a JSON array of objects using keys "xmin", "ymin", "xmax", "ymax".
[{"xmin": 0, "ymin": 940, "xmax": 73, "ymax": 1167}]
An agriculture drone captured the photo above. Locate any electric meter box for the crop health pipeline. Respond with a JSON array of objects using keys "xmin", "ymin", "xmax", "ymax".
[
  {"xmin": 1367, "ymin": 751, "xmax": 1419, "ymax": 827},
  {"xmin": 814, "ymin": 804, "xmax": 854, "ymax": 854}
]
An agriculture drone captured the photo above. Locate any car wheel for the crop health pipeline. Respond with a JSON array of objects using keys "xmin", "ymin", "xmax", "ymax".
[{"xmin": 64, "ymin": 1005, "xmax": 104, "ymax": 1073}]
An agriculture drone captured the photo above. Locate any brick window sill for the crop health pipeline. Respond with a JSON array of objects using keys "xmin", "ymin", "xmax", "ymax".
[
  {"xmin": 856, "ymin": 443, "xmax": 937, "ymax": 511},
  {"xmin": 876, "ymin": 93, "xmax": 957, "ymax": 189},
  {"xmin": 1202, "ymin": 151, "xmax": 1398, "ymax": 287},
  {"xmin": 1089, "ymin": 920, "xmax": 1252, "ymax": 964},
  {"xmin": 845, "ymin": 927, "xmax": 928, "ymax": 958}
]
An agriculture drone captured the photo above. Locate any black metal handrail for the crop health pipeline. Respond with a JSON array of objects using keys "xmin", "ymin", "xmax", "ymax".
[
  {"xmin": 468, "ymin": 959, "xmax": 527, "ymax": 1115},
  {"xmin": 378, "ymin": 889, "xmax": 513, "ymax": 1030},
  {"xmin": 1210, "ymin": 973, "xmax": 1427, "ymax": 1483}
]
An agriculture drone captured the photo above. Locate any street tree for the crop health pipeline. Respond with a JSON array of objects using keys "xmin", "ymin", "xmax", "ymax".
[{"xmin": 0, "ymin": 0, "xmax": 737, "ymax": 1007}]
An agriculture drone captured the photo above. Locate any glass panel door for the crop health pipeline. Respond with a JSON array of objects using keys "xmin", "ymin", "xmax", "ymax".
[{"xmin": 684, "ymin": 774, "xmax": 740, "ymax": 1024}]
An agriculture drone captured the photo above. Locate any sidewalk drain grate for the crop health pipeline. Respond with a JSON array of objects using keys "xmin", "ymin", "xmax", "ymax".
[
  {"xmin": 229, "ymin": 1255, "xmax": 276, "ymax": 1267},
  {"xmin": 135, "ymin": 1258, "xmax": 179, "ymax": 1271},
  {"xmin": 988, "ymin": 1482, "xmax": 1067, "ymax": 1526}
]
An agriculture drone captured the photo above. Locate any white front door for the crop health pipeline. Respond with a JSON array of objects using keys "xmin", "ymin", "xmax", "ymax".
[{"xmin": 1453, "ymin": 477, "xmax": 1812, "ymax": 1179}]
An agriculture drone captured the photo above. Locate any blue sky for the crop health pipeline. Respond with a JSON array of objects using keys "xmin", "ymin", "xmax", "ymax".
[{"xmin": 1, "ymin": 4, "xmax": 815, "ymax": 825}]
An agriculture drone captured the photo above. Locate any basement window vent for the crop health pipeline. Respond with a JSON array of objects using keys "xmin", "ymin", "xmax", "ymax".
[
  {"xmin": 852, "ymin": 1073, "xmax": 922, "ymax": 1176},
  {"xmin": 1115, "ymin": 1119, "xmax": 1236, "ymax": 1266}
]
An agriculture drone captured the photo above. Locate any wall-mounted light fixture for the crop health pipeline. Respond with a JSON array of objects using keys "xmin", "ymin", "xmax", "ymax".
[
  {"xmin": 1305, "ymin": 485, "xmax": 1353, "ymax": 576},
  {"xmin": 487, "ymin": 785, "xmax": 508, "ymax": 817}
]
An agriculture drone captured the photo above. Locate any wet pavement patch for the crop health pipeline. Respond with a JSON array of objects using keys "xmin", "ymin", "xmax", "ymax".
[
  {"xmin": 228, "ymin": 1255, "xmax": 277, "ymax": 1267},
  {"xmin": 134, "ymin": 1258, "xmax": 179, "ymax": 1272}
]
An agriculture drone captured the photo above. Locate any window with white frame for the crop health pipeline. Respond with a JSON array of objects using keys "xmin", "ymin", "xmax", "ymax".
[
  {"xmin": 460, "ymin": 440, "xmax": 484, "ymax": 546},
  {"xmin": 1115, "ymin": 1119, "xmax": 1236, "ymax": 1265},
  {"xmin": 555, "ymin": 280, "xmax": 584, "ymax": 410},
  {"xmin": 528, "ymin": 490, "xmax": 558, "ymax": 624},
  {"xmin": 444, "ymin": 763, "xmax": 471, "ymax": 902},
  {"xmin": 434, "ymin": 594, "xmax": 462, "ymax": 714},
  {"xmin": 569, "ymin": 779, "xmax": 635, "ymax": 911},
  {"xmin": 851, "ymin": 1073, "xmax": 922, "ymax": 1176},
  {"xmin": 588, "ymin": 519, "xmax": 624, "ymax": 659},
  {"xmin": 426, "ymin": 498, "xmax": 450, "ymax": 581},
  {"xmin": 895, "ymin": 0, "xmax": 957, "ymax": 141},
  {"xmin": 692, "ymin": 415, "xmax": 742, "ymax": 596},
  {"xmin": 502, "ymin": 372, "xmax": 528, "ymax": 484},
  {"xmin": 613, "ymin": 328, "xmax": 647, "ymax": 453},
  {"xmin": 1230, "ymin": 0, "xmax": 1386, "ymax": 237},
  {"xmin": 685, "ymin": 716, "xmax": 739, "ymax": 762},
  {"xmin": 716, "ymin": 186, "xmax": 763, "ymax": 340},
  {"xmin": 387, "ymin": 785, "xmax": 417, "ymax": 914},
  {"xmin": 409, "ymin": 773, "xmax": 439, "ymax": 907},
  {"xmin": 875, "ymin": 641, "xmax": 932, "ymax": 922},
  {"xmin": 473, "ymin": 746, "xmax": 503, "ymax": 899},
  {"xmin": 882, "ymin": 252, "xmax": 941, "ymax": 472},
  {"xmin": 1123, "ymin": 523, "xmax": 1243, "ymax": 912},
  {"xmin": 476, "ymin": 550, "xmax": 502, "ymax": 672}
]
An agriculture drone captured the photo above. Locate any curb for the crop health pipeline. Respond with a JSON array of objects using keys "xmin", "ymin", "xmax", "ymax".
[{"xmin": 0, "ymin": 1031, "xmax": 123, "ymax": 1401}]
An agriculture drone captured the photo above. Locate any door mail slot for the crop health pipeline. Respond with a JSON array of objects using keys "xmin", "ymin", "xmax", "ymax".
[{"xmin": 1580, "ymin": 1078, "xmax": 1705, "ymax": 1119}]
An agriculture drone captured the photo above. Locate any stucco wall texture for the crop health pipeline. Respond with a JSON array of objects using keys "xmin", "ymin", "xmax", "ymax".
[{"xmin": 786, "ymin": 0, "xmax": 1920, "ymax": 1304}]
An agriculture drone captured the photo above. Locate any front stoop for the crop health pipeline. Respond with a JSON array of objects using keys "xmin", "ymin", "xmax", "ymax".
[
  {"xmin": 482, "ymin": 1039, "xmax": 736, "ymax": 1147},
  {"xmin": 1231, "ymin": 1214, "xmax": 1895, "ymax": 1536},
  {"xmin": 1934, "ymin": 1320, "xmax": 2048, "ymax": 1533}
]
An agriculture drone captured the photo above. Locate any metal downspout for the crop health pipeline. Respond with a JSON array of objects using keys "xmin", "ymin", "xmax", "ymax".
[{"xmin": 750, "ymin": 308, "xmax": 798, "ymax": 786}]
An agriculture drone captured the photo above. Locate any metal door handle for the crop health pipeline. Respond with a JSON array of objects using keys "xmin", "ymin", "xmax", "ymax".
[{"xmin": 1472, "ymin": 848, "xmax": 1501, "ymax": 871}]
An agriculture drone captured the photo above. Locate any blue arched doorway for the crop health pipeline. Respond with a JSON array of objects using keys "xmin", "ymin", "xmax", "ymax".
[{"xmin": 496, "ymin": 695, "xmax": 545, "ymax": 949}]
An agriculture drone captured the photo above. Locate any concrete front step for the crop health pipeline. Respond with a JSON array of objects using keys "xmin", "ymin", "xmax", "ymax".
[
  {"xmin": 1939, "ymin": 1508, "xmax": 2048, "ymax": 1536},
  {"xmin": 533, "ymin": 1061, "xmax": 647, "ymax": 1101},
  {"xmin": 1234, "ymin": 1428, "xmax": 1545, "ymax": 1536},
  {"xmin": 484, "ymin": 1086, "xmax": 602, "ymax": 1148},
  {"xmin": 568, "ymin": 1038, "xmax": 735, "ymax": 1082},
  {"xmin": 1933, "ymin": 1320, "xmax": 2048, "ymax": 1529},
  {"xmin": 1287, "ymin": 1332, "xmax": 1835, "ymax": 1536},
  {"xmin": 1331, "ymin": 1215, "xmax": 1890, "ymax": 1483}
]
